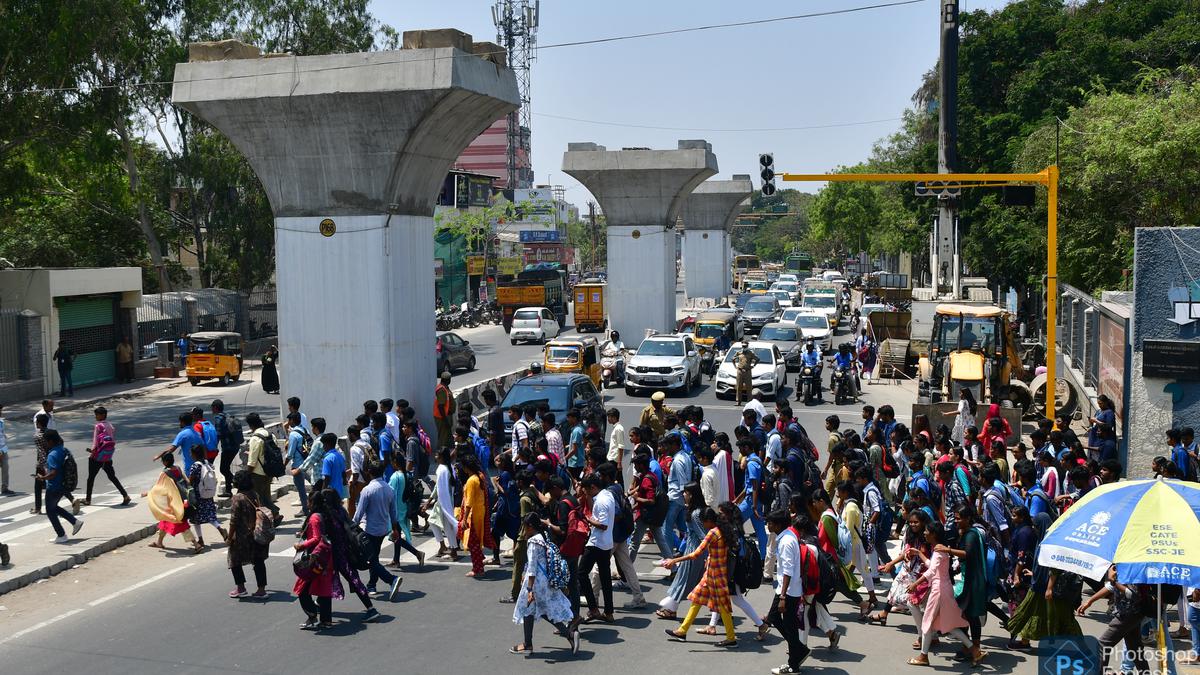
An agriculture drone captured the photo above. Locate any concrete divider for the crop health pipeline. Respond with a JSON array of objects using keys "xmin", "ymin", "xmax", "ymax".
[{"xmin": 453, "ymin": 369, "xmax": 527, "ymax": 413}]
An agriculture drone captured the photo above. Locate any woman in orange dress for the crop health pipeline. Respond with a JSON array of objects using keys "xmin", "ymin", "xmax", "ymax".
[
  {"xmin": 458, "ymin": 453, "xmax": 493, "ymax": 577},
  {"xmin": 661, "ymin": 507, "xmax": 738, "ymax": 647}
]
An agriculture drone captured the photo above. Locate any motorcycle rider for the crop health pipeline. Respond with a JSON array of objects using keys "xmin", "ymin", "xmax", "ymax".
[
  {"xmin": 797, "ymin": 339, "xmax": 823, "ymax": 402},
  {"xmin": 602, "ymin": 330, "xmax": 627, "ymax": 382},
  {"xmin": 831, "ymin": 342, "xmax": 859, "ymax": 399}
]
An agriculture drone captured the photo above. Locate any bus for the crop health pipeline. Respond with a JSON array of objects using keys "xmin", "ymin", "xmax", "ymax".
[
  {"xmin": 785, "ymin": 252, "xmax": 814, "ymax": 278},
  {"xmin": 731, "ymin": 254, "xmax": 761, "ymax": 290}
]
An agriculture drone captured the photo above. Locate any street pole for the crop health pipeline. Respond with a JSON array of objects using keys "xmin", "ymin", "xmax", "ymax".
[
  {"xmin": 936, "ymin": 0, "xmax": 959, "ymax": 298},
  {"xmin": 1045, "ymin": 165, "xmax": 1059, "ymax": 418},
  {"xmin": 588, "ymin": 201, "xmax": 597, "ymax": 271}
]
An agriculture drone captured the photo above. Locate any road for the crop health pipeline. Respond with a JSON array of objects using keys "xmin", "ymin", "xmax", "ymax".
[{"xmin": 0, "ymin": 293, "xmax": 1062, "ymax": 675}]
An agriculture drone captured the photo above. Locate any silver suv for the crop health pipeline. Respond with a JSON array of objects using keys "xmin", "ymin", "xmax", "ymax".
[{"xmin": 625, "ymin": 334, "xmax": 702, "ymax": 397}]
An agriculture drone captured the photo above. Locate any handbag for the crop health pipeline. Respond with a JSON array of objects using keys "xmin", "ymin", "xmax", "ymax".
[{"xmin": 292, "ymin": 516, "xmax": 331, "ymax": 581}]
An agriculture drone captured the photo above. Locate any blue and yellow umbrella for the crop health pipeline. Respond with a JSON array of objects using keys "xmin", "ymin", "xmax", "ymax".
[{"xmin": 1036, "ymin": 479, "xmax": 1200, "ymax": 585}]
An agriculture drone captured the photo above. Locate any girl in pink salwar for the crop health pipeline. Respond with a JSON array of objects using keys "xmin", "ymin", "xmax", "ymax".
[{"xmin": 906, "ymin": 525, "xmax": 979, "ymax": 666}]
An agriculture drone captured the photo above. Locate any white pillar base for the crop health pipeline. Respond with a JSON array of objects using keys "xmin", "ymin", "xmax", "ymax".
[
  {"xmin": 274, "ymin": 214, "xmax": 435, "ymax": 429},
  {"xmin": 682, "ymin": 230, "xmax": 730, "ymax": 299},
  {"xmin": 606, "ymin": 225, "xmax": 677, "ymax": 345}
]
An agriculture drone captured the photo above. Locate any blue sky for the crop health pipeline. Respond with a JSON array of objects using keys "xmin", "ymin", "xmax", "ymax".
[{"xmin": 372, "ymin": 0, "xmax": 1010, "ymax": 205}]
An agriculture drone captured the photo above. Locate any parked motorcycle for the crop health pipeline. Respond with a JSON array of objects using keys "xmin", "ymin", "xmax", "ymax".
[{"xmin": 600, "ymin": 342, "xmax": 625, "ymax": 388}]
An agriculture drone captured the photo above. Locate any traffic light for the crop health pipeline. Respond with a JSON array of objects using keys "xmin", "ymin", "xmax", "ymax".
[{"xmin": 759, "ymin": 153, "xmax": 776, "ymax": 196}]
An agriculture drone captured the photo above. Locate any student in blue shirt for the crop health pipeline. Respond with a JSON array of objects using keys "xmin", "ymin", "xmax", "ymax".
[
  {"xmin": 38, "ymin": 430, "xmax": 83, "ymax": 542},
  {"xmin": 566, "ymin": 409, "xmax": 586, "ymax": 480},
  {"xmin": 285, "ymin": 412, "xmax": 310, "ymax": 516},
  {"xmin": 166, "ymin": 412, "xmax": 202, "ymax": 475},
  {"xmin": 1016, "ymin": 459, "xmax": 1054, "ymax": 519},
  {"xmin": 318, "ymin": 432, "xmax": 346, "ymax": 499},
  {"xmin": 735, "ymin": 438, "xmax": 767, "ymax": 557}
]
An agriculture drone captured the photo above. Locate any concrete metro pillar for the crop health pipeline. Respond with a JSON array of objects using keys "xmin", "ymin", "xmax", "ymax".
[
  {"xmin": 680, "ymin": 175, "xmax": 752, "ymax": 300},
  {"xmin": 563, "ymin": 141, "xmax": 717, "ymax": 344},
  {"xmin": 173, "ymin": 38, "xmax": 518, "ymax": 429}
]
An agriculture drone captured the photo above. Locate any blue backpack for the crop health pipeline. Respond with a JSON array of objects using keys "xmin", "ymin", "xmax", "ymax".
[
  {"xmin": 199, "ymin": 420, "xmax": 219, "ymax": 451},
  {"xmin": 472, "ymin": 433, "xmax": 491, "ymax": 470},
  {"xmin": 543, "ymin": 537, "xmax": 571, "ymax": 590}
]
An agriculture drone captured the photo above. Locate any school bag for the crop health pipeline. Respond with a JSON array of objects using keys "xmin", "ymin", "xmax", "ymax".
[
  {"xmin": 561, "ymin": 498, "xmax": 590, "ymax": 558},
  {"xmin": 340, "ymin": 519, "xmax": 372, "ymax": 571},
  {"xmin": 732, "ymin": 531, "xmax": 765, "ymax": 591},
  {"xmin": 880, "ymin": 444, "xmax": 901, "ymax": 479},
  {"xmin": 255, "ymin": 430, "xmax": 287, "ymax": 478},
  {"xmin": 199, "ymin": 419, "xmax": 220, "ymax": 456},
  {"xmin": 810, "ymin": 541, "xmax": 841, "ymax": 606},
  {"xmin": 472, "ymin": 433, "xmax": 492, "ymax": 470},
  {"xmin": 226, "ymin": 415, "xmax": 245, "ymax": 447},
  {"xmin": 94, "ymin": 424, "xmax": 117, "ymax": 462},
  {"xmin": 61, "ymin": 449, "xmax": 79, "ymax": 493},
  {"xmin": 607, "ymin": 484, "xmax": 635, "ymax": 543},
  {"xmin": 643, "ymin": 471, "xmax": 670, "ymax": 527},
  {"xmin": 196, "ymin": 461, "xmax": 218, "ymax": 500},
  {"xmin": 253, "ymin": 505, "xmax": 276, "ymax": 545},
  {"xmin": 543, "ymin": 537, "xmax": 572, "ymax": 591},
  {"xmin": 791, "ymin": 531, "xmax": 823, "ymax": 598},
  {"xmin": 835, "ymin": 517, "xmax": 854, "ymax": 565}
]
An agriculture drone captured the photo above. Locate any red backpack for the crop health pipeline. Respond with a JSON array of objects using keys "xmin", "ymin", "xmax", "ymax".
[{"xmin": 561, "ymin": 498, "xmax": 589, "ymax": 558}]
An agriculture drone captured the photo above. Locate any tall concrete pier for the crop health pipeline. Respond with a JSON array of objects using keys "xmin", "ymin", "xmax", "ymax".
[
  {"xmin": 563, "ymin": 141, "xmax": 717, "ymax": 344},
  {"xmin": 173, "ymin": 34, "xmax": 518, "ymax": 428},
  {"xmin": 680, "ymin": 175, "xmax": 753, "ymax": 300}
]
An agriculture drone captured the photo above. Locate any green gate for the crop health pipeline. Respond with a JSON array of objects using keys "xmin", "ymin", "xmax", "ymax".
[{"xmin": 56, "ymin": 295, "xmax": 117, "ymax": 387}]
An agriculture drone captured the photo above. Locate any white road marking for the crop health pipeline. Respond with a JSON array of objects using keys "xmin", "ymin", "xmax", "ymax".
[
  {"xmin": 1, "ymin": 562, "xmax": 196, "ymax": 645},
  {"xmin": 1, "ymin": 609, "xmax": 85, "ymax": 644},
  {"xmin": 87, "ymin": 563, "xmax": 194, "ymax": 607}
]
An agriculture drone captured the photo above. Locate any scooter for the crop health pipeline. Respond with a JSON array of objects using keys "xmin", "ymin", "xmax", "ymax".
[
  {"xmin": 600, "ymin": 344, "xmax": 625, "ymax": 388},
  {"xmin": 699, "ymin": 346, "xmax": 721, "ymax": 380}
]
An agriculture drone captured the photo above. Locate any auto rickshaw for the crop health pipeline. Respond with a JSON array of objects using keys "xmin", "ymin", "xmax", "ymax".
[
  {"xmin": 692, "ymin": 311, "xmax": 741, "ymax": 378},
  {"xmin": 542, "ymin": 336, "xmax": 601, "ymax": 389},
  {"xmin": 185, "ymin": 331, "xmax": 244, "ymax": 386}
]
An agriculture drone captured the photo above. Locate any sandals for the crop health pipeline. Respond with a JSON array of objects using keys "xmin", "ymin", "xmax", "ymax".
[
  {"xmin": 756, "ymin": 622, "xmax": 771, "ymax": 641},
  {"xmin": 655, "ymin": 609, "xmax": 677, "ymax": 619},
  {"xmin": 907, "ymin": 657, "xmax": 930, "ymax": 666},
  {"xmin": 972, "ymin": 650, "xmax": 989, "ymax": 667},
  {"xmin": 697, "ymin": 626, "xmax": 719, "ymax": 636},
  {"xmin": 864, "ymin": 611, "xmax": 888, "ymax": 625},
  {"xmin": 148, "ymin": 542, "xmax": 165, "ymax": 549},
  {"xmin": 664, "ymin": 628, "xmax": 687, "ymax": 642},
  {"xmin": 715, "ymin": 639, "xmax": 738, "ymax": 648},
  {"xmin": 509, "ymin": 645, "xmax": 532, "ymax": 655}
]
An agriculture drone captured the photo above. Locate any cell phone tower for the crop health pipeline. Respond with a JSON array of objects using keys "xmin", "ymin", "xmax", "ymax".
[{"xmin": 492, "ymin": 0, "xmax": 538, "ymax": 189}]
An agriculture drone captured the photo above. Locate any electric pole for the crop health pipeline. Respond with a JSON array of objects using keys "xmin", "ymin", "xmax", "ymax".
[
  {"xmin": 588, "ymin": 201, "xmax": 597, "ymax": 272},
  {"xmin": 935, "ymin": 0, "xmax": 960, "ymax": 298}
]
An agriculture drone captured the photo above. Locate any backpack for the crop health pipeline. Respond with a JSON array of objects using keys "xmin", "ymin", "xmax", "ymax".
[
  {"xmin": 732, "ymin": 531, "xmax": 765, "ymax": 591},
  {"xmin": 227, "ymin": 415, "xmax": 245, "ymax": 448},
  {"xmin": 472, "ymin": 433, "xmax": 492, "ymax": 470},
  {"xmin": 341, "ymin": 519, "xmax": 372, "ymax": 571},
  {"xmin": 196, "ymin": 461, "xmax": 218, "ymax": 500},
  {"xmin": 835, "ymin": 517, "xmax": 854, "ymax": 565},
  {"xmin": 61, "ymin": 449, "xmax": 79, "ymax": 492},
  {"xmin": 543, "ymin": 537, "xmax": 572, "ymax": 590},
  {"xmin": 94, "ymin": 424, "xmax": 116, "ymax": 461},
  {"xmin": 809, "ymin": 539, "xmax": 840, "ymax": 605},
  {"xmin": 975, "ymin": 524, "xmax": 1008, "ymax": 598},
  {"xmin": 643, "ymin": 472, "xmax": 669, "ymax": 527},
  {"xmin": 416, "ymin": 427, "xmax": 432, "ymax": 473},
  {"xmin": 792, "ymin": 532, "xmax": 824, "ymax": 599},
  {"xmin": 253, "ymin": 505, "xmax": 276, "ymax": 545},
  {"xmin": 294, "ymin": 427, "xmax": 313, "ymax": 456},
  {"xmin": 255, "ymin": 430, "xmax": 287, "ymax": 478},
  {"xmin": 608, "ymin": 485, "xmax": 635, "ymax": 543},
  {"xmin": 880, "ymin": 445, "xmax": 900, "ymax": 479},
  {"xmin": 561, "ymin": 497, "xmax": 590, "ymax": 558},
  {"xmin": 1025, "ymin": 488, "xmax": 1059, "ymax": 520},
  {"xmin": 199, "ymin": 420, "xmax": 219, "ymax": 451}
]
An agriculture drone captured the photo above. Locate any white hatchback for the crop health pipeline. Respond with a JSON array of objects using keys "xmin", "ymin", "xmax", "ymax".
[
  {"xmin": 714, "ymin": 342, "xmax": 787, "ymax": 399},
  {"xmin": 509, "ymin": 307, "xmax": 561, "ymax": 345}
]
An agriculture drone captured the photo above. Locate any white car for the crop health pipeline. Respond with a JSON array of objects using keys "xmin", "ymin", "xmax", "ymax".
[
  {"xmin": 777, "ymin": 274, "xmax": 799, "ymax": 284},
  {"xmin": 625, "ymin": 334, "xmax": 702, "ymax": 396},
  {"xmin": 509, "ymin": 306, "xmax": 561, "ymax": 345},
  {"xmin": 714, "ymin": 341, "xmax": 787, "ymax": 399},
  {"xmin": 802, "ymin": 292, "xmax": 840, "ymax": 328},
  {"xmin": 779, "ymin": 307, "xmax": 806, "ymax": 325},
  {"xmin": 792, "ymin": 310, "xmax": 833, "ymax": 353},
  {"xmin": 769, "ymin": 290, "xmax": 794, "ymax": 308}
]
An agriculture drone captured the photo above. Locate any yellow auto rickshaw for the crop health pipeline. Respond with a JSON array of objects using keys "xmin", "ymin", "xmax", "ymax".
[
  {"xmin": 185, "ymin": 331, "xmax": 244, "ymax": 386},
  {"xmin": 543, "ymin": 336, "xmax": 601, "ymax": 389},
  {"xmin": 692, "ymin": 310, "xmax": 740, "ymax": 349}
]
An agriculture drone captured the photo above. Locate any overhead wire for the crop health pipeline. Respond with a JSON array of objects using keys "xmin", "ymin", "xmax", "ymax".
[{"xmin": 2, "ymin": 0, "xmax": 930, "ymax": 98}]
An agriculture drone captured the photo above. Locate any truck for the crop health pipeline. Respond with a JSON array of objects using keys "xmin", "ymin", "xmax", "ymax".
[
  {"xmin": 572, "ymin": 282, "xmax": 607, "ymax": 332},
  {"xmin": 496, "ymin": 266, "xmax": 568, "ymax": 332}
]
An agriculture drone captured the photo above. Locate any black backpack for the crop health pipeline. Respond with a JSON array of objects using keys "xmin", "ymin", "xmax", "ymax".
[
  {"xmin": 61, "ymin": 450, "xmax": 79, "ymax": 492},
  {"xmin": 256, "ymin": 431, "xmax": 286, "ymax": 478},
  {"xmin": 608, "ymin": 484, "xmax": 635, "ymax": 542},
  {"xmin": 643, "ymin": 472, "xmax": 669, "ymax": 527},
  {"xmin": 732, "ymin": 532, "xmax": 764, "ymax": 591},
  {"xmin": 341, "ymin": 519, "xmax": 371, "ymax": 571},
  {"xmin": 800, "ymin": 533, "xmax": 839, "ymax": 605}
]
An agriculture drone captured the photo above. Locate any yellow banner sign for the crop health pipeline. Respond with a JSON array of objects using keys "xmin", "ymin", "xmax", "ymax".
[{"xmin": 466, "ymin": 255, "xmax": 485, "ymax": 276}]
